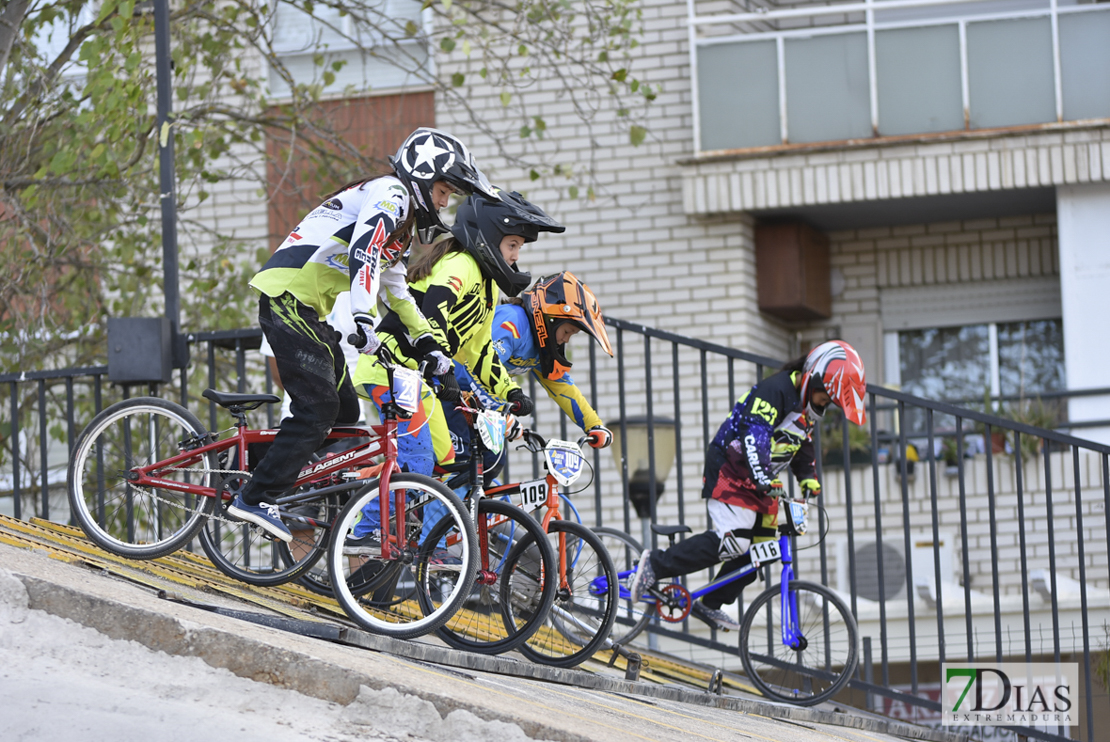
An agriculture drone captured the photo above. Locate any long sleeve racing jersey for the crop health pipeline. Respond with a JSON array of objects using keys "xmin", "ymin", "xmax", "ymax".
[
  {"xmin": 358, "ymin": 250, "xmax": 518, "ymax": 400},
  {"xmin": 703, "ymin": 369, "xmax": 817, "ymax": 513},
  {"xmin": 248, "ymin": 176, "xmax": 434, "ymax": 339},
  {"xmin": 452, "ymin": 304, "xmax": 602, "ymax": 432}
]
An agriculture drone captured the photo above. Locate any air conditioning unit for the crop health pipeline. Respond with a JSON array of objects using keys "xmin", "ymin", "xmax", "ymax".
[{"xmin": 836, "ymin": 532, "xmax": 954, "ymax": 602}]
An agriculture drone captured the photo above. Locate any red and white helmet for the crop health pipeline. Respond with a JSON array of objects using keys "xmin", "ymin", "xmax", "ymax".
[{"xmin": 800, "ymin": 340, "xmax": 867, "ymax": 425}]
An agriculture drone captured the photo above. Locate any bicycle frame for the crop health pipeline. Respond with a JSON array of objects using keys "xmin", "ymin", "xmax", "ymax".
[
  {"xmin": 121, "ymin": 412, "xmax": 411, "ymax": 560},
  {"xmin": 611, "ymin": 531, "xmax": 806, "ymax": 649},
  {"xmin": 486, "ymin": 466, "xmax": 573, "ymax": 590},
  {"xmin": 446, "ymin": 416, "xmax": 583, "ymax": 594},
  {"xmin": 448, "ymin": 404, "xmax": 501, "ymax": 585}
]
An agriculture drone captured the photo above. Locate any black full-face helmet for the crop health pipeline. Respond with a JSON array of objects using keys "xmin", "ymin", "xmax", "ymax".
[
  {"xmin": 390, "ymin": 127, "xmax": 497, "ymax": 244},
  {"xmin": 450, "ymin": 190, "xmax": 565, "ymax": 297}
]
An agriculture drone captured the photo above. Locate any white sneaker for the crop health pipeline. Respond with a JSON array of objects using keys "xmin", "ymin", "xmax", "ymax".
[{"xmin": 628, "ymin": 549, "xmax": 656, "ymax": 603}]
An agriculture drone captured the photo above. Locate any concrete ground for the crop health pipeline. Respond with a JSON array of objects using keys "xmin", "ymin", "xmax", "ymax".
[{"xmin": 0, "ymin": 537, "xmax": 964, "ymax": 742}]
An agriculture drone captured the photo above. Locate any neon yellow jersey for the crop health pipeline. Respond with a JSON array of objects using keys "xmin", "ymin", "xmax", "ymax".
[{"xmin": 355, "ymin": 251, "xmax": 518, "ymax": 400}]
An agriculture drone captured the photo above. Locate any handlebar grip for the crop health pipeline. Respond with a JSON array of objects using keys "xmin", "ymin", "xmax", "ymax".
[{"xmin": 347, "ymin": 333, "xmax": 365, "ymax": 349}]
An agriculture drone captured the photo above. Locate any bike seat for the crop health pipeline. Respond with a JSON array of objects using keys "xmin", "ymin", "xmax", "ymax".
[
  {"xmin": 651, "ymin": 524, "xmax": 692, "ymax": 537},
  {"xmin": 202, "ymin": 389, "xmax": 281, "ymax": 410}
]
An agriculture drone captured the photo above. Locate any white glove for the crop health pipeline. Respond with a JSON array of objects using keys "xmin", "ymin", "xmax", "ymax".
[
  {"xmin": 504, "ymin": 413, "xmax": 523, "ymax": 442},
  {"xmin": 353, "ymin": 319, "xmax": 382, "ymax": 356},
  {"xmin": 426, "ymin": 349, "xmax": 452, "ymax": 376}
]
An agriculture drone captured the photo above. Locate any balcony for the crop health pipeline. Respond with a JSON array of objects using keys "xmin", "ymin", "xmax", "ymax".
[{"xmin": 689, "ymin": 0, "xmax": 1110, "ymax": 154}]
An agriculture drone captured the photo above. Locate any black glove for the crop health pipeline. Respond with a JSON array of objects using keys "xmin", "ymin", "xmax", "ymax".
[
  {"xmin": 434, "ymin": 371, "xmax": 461, "ymax": 403},
  {"xmin": 413, "ymin": 333, "xmax": 441, "ymax": 357},
  {"xmin": 506, "ymin": 388, "xmax": 533, "ymax": 417},
  {"xmin": 753, "ymin": 477, "xmax": 782, "ymax": 496}
]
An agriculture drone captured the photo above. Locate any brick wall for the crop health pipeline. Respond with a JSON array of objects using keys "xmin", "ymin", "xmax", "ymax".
[
  {"xmin": 432, "ymin": 0, "xmax": 791, "ymax": 365},
  {"xmin": 265, "ymin": 92, "xmax": 436, "ymax": 244},
  {"xmin": 796, "ymin": 213, "xmax": 1060, "ymax": 383}
]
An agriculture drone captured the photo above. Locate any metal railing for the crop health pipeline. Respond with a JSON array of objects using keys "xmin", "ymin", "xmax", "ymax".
[
  {"xmin": 0, "ymin": 328, "xmax": 272, "ymax": 522},
  {"xmin": 521, "ymin": 316, "xmax": 1107, "ymax": 742},
  {"xmin": 3, "ymin": 319, "xmax": 1107, "ymax": 741}
]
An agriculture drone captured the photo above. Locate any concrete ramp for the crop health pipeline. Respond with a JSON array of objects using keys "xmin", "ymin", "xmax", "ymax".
[{"xmin": 0, "ymin": 515, "xmax": 962, "ymax": 742}]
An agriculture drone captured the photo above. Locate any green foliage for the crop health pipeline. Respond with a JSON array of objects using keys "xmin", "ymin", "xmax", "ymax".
[
  {"xmin": 819, "ymin": 409, "xmax": 872, "ymax": 469},
  {"xmin": 432, "ymin": 0, "xmax": 654, "ymax": 199},
  {"xmin": 1001, "ymin": 396, "xmax": 1063, "ymax": 461},
  {"xmin": 0, "ymin": 0, "xmax": 654, "ymax": 379},
  {"xmin": 0, "ymin": 0, "xmax": 274, "ymax": 376},
  {"xmin": 1096, "ymin": 623, "xmax": 1110, "ymax": 692}
]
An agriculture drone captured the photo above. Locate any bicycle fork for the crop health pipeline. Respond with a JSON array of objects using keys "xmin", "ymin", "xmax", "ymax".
[{"xmin": 778, "ymin": 536, "xmax": 806, "ymax": 651}]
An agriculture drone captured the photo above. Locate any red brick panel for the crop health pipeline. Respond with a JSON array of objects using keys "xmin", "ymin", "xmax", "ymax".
[{"xmin": 265, "ymin": 91, "xmax": 435, "ymax": 247}]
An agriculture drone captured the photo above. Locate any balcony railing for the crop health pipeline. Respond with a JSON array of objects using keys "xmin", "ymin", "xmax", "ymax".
[{"xmin": 3, "ymin": 319, "xmax": 1107, "ymax": 741}]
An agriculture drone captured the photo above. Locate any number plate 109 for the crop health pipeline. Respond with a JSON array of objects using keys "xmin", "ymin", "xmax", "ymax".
[
  {"xmin": 517, "ymin": 479, "xmax": 548, "ymax": 509},
  {"xmin": 749, "ymin": 539, "xmax": 781, "ymax": 566}
]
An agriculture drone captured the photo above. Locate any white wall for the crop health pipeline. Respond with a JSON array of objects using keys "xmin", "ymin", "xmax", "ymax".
[{"xmin": 1056, "ymin": 182, "xmax": 1110, "ymax": 444}]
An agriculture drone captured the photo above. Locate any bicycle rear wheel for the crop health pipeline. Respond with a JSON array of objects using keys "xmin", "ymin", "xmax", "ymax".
[
  {"xmin": 513, "ymin": 520, "xmax": 618, "ymax": 668},
  {"xmin": 424, "ymin": 498, "xmax": 556, "ymax": 654},
  {"xmin": 326, "ymin": 473, "xmax": 477, "ymax": 638},
  {"xmin": 67, "ymin": 397, "xmax": 218, "ymax": 559},
  {"xmin": 198, "ymin": 479, "xmax": 340, "ymax": 587},
  {"xmin": 591, "ymin": 526, "xmax": 655, "ymax": 649},
  {"xmin": 739, "ymin": 580, "xmax": 859, "ymax": 706}
]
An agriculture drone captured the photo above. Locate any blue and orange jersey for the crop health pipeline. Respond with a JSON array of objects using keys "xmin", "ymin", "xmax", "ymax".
[{"xmin": 453, "ymin": 303, "xmax": 602, "ymax": 432}]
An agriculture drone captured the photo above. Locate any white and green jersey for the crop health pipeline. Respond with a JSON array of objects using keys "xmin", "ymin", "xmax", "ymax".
[{"xmin": 249, "ymin": 176, "xmax": 433, "ymax": 338}]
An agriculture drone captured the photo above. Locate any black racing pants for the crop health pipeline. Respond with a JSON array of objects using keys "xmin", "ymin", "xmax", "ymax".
[
  {"xmin": 648, "ymin": 532, "xmax": 758, "ymax": 610},
  {"xmin": 240, "ymin": 293, "xmax": 361, "ymax": 506}
]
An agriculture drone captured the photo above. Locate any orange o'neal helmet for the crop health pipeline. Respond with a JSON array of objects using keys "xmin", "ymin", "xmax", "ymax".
[{"xmin": 521, "ymin": 272, "xmax": 613, "ymax": 380}]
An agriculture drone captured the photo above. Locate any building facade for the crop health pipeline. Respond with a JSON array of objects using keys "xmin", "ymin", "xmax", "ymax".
[{"xmin": 189, "ymin": 0, "xmax": 1110, "ymax": 713}]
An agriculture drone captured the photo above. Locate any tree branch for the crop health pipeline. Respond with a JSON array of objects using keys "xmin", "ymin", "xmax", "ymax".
[{"xmin": 0, "ymin": 0, "xmax": 32, "ymax": 76}]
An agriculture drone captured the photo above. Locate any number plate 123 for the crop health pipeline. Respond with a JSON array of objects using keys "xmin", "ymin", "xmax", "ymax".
[{"xmin": 517, "ymin": 479, "xmax": 548, "ymax": 509}]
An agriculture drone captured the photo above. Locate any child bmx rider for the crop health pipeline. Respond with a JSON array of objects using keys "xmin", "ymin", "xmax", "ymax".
[{"xmin": 628, "ymin": 340, "xmax": 867, "ymax": 631}]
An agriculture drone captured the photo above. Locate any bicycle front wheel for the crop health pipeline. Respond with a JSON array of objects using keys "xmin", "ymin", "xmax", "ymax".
[
  {"xmin": 326, "ymin": 473, "xmax": 477, "ymax": 638},
  {"xmin": 592, "ymin": 526, "xmax": 655, "ymax": 649},
  {"xmin": 739, "ymin": 580, "xmax": 859, "ymax": 706},
  {"xmin": 514, "ymin": 520, "xmax": 618, "ymax": 668},
  {"xmin": 67, "ymin": 397, "xmax": 219, "ymax": 559},
  {"xmin": 426, "ymin": 498, "xmax": 556, "ymax": 654}
]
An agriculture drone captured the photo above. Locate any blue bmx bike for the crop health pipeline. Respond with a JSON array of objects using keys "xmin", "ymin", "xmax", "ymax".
[{"xmin": 594, "ymin": 495, "xmax": 859, "ymax": 706}]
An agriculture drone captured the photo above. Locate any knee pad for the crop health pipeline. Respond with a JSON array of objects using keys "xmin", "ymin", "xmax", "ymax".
[{"xmin": 718, "ymin": 528, "xmax": 753, "ymax": 560}]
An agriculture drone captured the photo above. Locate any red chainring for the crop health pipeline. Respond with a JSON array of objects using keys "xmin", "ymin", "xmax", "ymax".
[{"xmin": 655, "ymin": 583, "xmax": 692, "ymax": 623}]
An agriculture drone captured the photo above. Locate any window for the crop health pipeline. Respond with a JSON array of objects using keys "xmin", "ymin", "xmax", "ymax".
[
  {"xmin": 268, "ymin": 0, "xmax": 429, "ymax": 99},
  {"xmin": 997, "ymin": 320, "xmax": 1065, "ymax": 398},
  {"xmin": 894, "ymin": 319, "xmax": 1065, "ymax": 432}
]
